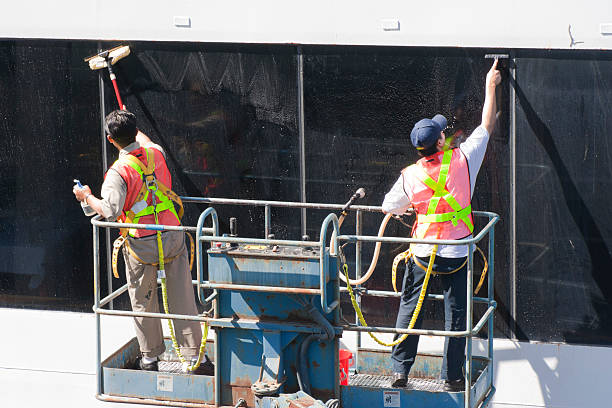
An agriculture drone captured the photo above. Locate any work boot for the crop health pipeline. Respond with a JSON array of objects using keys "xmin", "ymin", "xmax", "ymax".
[
  {"xmin": 137, "ymin": 357, "xmax": 159, "ymax": 371},
  {"xmin": 391, "ymin": 372, "xmax": 407, "ymax": 388},
  {"xmin": 183, "ymin": 355, "xmax": 215, "ymax": 376},
  {"xmin": 443, "ymin": 378, "xmax": 466, "ymax": 392}
]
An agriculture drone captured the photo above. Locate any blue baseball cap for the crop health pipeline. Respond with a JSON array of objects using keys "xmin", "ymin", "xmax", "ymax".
[{"xmin": 410, "ymin": 114, "xmax": 448, "ymax": 150}]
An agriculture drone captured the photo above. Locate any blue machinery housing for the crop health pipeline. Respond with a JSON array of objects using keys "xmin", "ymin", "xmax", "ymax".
[{"xmin": 91, "ymin": 197, "xmax": 499, "ymax": 408}]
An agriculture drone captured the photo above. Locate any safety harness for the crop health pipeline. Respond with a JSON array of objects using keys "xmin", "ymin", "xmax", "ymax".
[{"xmin": 110, "ymin": 148, "xmax": 207, "ymax": 372}]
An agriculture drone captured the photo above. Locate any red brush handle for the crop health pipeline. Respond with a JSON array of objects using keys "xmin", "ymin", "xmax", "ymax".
[
  {"xmin": 107, "ymin": 64, "xmax": 126, "ymax": 110},
  {"xmin": 111, "ymin": 78, "xmax": 125, "ymax": 110}
]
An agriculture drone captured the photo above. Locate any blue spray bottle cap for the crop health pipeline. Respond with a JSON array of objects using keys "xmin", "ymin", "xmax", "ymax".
[{"xmin": 74, "ymin": 179, "xmax": 96, "ymax": 216}]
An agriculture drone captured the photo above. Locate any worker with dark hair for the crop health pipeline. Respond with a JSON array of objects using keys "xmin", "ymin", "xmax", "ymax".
[
  {"xmin": 73, "ymin": 109, "xmax": 213, "ymax": 374},
  {"xmin": 382, "ymin": 60, "xmax": 501, "ymax": 390}
]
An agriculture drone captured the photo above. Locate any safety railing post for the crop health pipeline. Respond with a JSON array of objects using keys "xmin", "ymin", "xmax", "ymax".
[
  {"xmin": 196, "ymin": 207, "xmax": 219, "ymax": 305},
  {"xmin": 355, "ymin": 210, "xmax": 362, "ymax": 371},
  {"xmin": 319, "ymin": 213, "xmax": 340, "ymax": 314},
  {"xmin": 92, "ymin": 222, "xmax": 102, "ymax": 396},
  {"xmin": 264, "ymin": 205, "xmax": 271, "ymax": 238},
  {"xmin": 465, "ymin": 242, "xmax": 474, "ymax": 408},
  {"xmin": 488, "ymin": 215, "xmax": 495, "ymax": 392}
]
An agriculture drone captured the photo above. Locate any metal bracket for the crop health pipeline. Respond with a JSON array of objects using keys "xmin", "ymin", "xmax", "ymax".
[{"xmin": 251, "ymin": 331, "xmax": 285, "ymax": 397}]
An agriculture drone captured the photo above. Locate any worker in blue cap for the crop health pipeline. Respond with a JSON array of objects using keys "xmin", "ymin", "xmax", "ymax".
[{"xmin": 382, "ymin": 59, "xmax": 501, "ymax": 390}]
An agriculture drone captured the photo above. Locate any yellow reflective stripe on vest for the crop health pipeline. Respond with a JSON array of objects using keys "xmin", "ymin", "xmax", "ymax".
[
  {"xmin": 132, "ymin": 197, "xmax": 176, "ymax": 219},
  {"xmin": 413, "ymin": 150, "xmax": 474, "ymax": 233},
  {"xmin": 417, "ymin": 205, "xmax": 473, "ymax": 227},
  {"xmin": 425, "ymin": 149, "xmax": 452, "ymax": 214}
]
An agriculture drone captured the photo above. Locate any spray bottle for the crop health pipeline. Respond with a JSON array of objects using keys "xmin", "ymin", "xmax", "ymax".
[{"xmin": 74, "ymin": 179, "xmax": 96, "ymax": 216}]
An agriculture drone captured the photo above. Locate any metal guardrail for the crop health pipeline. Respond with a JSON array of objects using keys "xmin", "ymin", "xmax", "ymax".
[{"xmin": 91, "ymin": 196, "xmax": 498, "ymax": 408}]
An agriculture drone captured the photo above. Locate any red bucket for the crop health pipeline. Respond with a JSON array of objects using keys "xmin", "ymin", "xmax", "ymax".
[{"xmin": 339, "ymin": 349, "xmax": 354, "ymax": 386}]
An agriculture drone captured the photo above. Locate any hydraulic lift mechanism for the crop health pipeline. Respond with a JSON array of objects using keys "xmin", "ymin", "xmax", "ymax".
[{"xmin": 90, "ymin": 195, "xmax": 498, "ymax": 408}]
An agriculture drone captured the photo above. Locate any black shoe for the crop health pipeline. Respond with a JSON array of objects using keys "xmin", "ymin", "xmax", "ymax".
[
  {"xmin": 443, "ymin": 378, "xmax": 466, "ymax": 392},
  {"xmin": 190, "ymin": 355, "xmax": 215, "ymax": 376},
  {"xmin": 391, "ymin": 372, "xmax": 407, "ymax": 388},
  {"xmin": 137, "ymin": 357, "xmax": 159, "ymax": 371}
]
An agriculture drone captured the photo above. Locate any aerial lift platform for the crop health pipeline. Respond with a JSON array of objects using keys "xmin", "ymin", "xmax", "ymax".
[{"xmin": 91, "ymin": 197, "xmax": 498, "ymax": 408}]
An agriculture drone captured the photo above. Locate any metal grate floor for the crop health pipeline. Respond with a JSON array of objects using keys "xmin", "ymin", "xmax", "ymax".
[
  {"xmin": 348, "ymin": 374, "xmax": 450, "ymax": 392},
  {"xmin": 158, "ymin": 361, "xmax": 184, "ymax": 374}
]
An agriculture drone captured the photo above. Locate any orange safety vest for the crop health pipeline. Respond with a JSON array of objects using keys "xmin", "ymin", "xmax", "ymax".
[
  {"xmin": 107, "ymin": 146, "xmax": 181, "ymax": 238},
  {"xmin": 401, "ymin": 148, "xmax": 474, "ymax": 240}
]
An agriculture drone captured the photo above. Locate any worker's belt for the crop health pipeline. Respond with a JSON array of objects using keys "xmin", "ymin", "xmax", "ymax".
[
  {"xmin": 111, "ymin": 231, "xmax": 195, "ymax": 278},
  {"xmin": 393, "ymin": 248, "xmax": 488, "ymax": 294},
  {"xmin": 412, "ymin": 254, "xmax": 467, "ymax": 275}
]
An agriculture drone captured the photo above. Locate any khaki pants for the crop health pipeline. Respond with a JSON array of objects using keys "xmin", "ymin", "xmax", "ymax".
[{"xmin": 123, "ymin": 230, "xmax": 202, "ymax": 358}]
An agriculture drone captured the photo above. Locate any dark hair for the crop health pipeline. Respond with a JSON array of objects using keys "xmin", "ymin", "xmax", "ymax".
[
  {"xmin": 105, "ymin": 110, "xmax": 138, "ymax": 147},
  {"xmin": 417, "ymin": 144, "xmax": 439, "ymax": 158}
]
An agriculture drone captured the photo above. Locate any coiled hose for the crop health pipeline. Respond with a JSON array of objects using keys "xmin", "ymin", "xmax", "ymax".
[
  {"xmin": 338, "ymin": 213, "xmax": 393, "ymax": 285},
  {"xmin": 343, "ymin": 245, "xmax": 438, "ymax": 347}
]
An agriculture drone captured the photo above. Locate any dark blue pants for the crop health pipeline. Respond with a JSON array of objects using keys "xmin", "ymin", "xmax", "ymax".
[{"xmin": 390, "ymin": 255, "xmax": 467, "ymax": 381}]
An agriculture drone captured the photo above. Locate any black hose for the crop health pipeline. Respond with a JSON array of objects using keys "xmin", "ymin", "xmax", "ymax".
[
  {"xmin": 297, "ymin": 334, "xmax": 318, "ymax": 394},
  {"xmin": 296, "ymin": 298, "xmax": 335, "ymax": 394}
]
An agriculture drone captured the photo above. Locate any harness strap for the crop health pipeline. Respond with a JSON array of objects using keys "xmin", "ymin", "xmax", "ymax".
[
  {"xmin": 116, "ymin": 149, "xmax": 184, "ymax": 237},
  {"xmin": 412, "ymin": 254, "xmax": 467, "ymax": 275},
  {"xmin": 392, "ymin": 249, "xmax": 412, "ymax": 293},
  {"xmin": 111, "ymin": 232, "xmax": 195, "ymax": 279},
  {"xmin": 111, "ymin": 236, "xmax": 126, "ymax": 279},
  {"xmin": 392, "ymin": 247, "xmax": 489, "ymax": 295}
]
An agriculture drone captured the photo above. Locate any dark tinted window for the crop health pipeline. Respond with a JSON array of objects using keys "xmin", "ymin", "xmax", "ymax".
[
  {"xmin": 3, "ymin": 40, "xmax": 611, "ymax": 347},
  {"xmin": 303, "ymin": 48, "xmax": 511, "ymax": 338},
  {"xmin": 515, "ymin": 57, "xmax": 612, "ymax": 344},
  {"xmin": 0, "ymin": 40, "xmax": 100, "ymax": 311}
]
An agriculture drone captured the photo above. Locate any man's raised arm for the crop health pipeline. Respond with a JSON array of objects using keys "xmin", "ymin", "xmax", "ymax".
[{"xmin": 481, "ymin": 59, "xmax": 502, "ymax": 135}]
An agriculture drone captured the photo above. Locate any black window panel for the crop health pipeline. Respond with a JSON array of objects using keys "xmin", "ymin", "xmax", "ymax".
[
  {"xmin": 303, "ymin": 47, "xmax": 512, "ymax": 338},
  {"xmin": 0, "ymin": 40, "xmax": 101, "ymax": 311},
  {"xmin": 515, "ymin": 57, "xmax": 612, "ymax": 345},
  {"xmin": 0, "ymin": 41, "xmax": 299, "ymax": 311},
  {"xmin": 18, "ymin": 40, "xmax": 612, "ymax": 347},
  {"xmin": 99, "ymin": 42, "xmax": 300, "ymax": 302}
]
